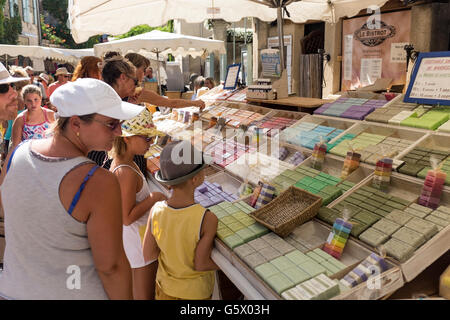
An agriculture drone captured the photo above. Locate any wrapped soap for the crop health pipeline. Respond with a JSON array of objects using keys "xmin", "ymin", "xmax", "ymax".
[
  {"xmin": 279, "ymin": 147, "xmax": 289, "ymax": 161},
  {"xmin": 372, "ymin": 156, "xmax": 393, "ymax": 191},
  {"xmin": 311, "ymin": 139, "xmax": 327, "ymax": 170},
  {"xmin": 323, "ymin": 209, "xmax": 353, "ymax": 259},
  {"xmin": 340, "ymin": 253, "xmax": 389, "ymax": 288},
  {"xmin": 250, "ymin": 182, "xmax": 263, "ymax": 208},
  {"xmin": 418, "ymin": 157, "xmax": 447, "ymax": 209},
  {"xmin": 254, "ymin": 183, "xmax": 276, "ymax": 209},
  {"xmin": 341, "ymin": 148, "xmax": 361, "ymax": 179}
]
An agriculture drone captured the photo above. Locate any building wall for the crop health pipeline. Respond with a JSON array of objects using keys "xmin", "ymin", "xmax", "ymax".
[{"xmin": 5, "ymin": 0, "xmax": 40, "ymax": 45}]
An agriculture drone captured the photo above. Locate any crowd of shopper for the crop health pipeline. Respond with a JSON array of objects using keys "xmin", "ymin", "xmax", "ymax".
[{"xmin": 0, "ymin": 52, "xmax": 221, "ymax": 300}]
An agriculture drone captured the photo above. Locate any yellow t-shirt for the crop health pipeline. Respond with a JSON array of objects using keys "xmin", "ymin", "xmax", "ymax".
[{"xmin": 151, "ymin": 201, "xmax": 215, "ymax": 300}]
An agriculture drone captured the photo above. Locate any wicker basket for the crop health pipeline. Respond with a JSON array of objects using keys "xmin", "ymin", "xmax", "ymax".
[{"xmin": 249, "ymin": 186, "xmax": 322, "ymax": 237}]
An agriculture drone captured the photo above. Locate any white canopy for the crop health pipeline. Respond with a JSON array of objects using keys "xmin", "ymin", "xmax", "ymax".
[
  {"xmin": 69, "ymin": 0, "xmax": 390, "ymax": 44},
  {"xmin": 94, "ymin": 30, "xmax": 226, "ymax": 59},
  {"xmin": 0, "ymin": 44, "xmax": 94, "ymax": 64}
]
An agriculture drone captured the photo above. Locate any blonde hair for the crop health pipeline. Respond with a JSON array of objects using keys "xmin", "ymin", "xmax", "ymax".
[
  {"xmin": 109, "ymin": 136, "xmax": 128, "ymax": 159},
  {"xmin": 125, "ymin": 53, "xmax": 150, "ymax": 70},
  {"xmin": 9, "ymin": 65, "xmax": 30, "ymax": 91},
  {"xmin": 21, "ymin": 84, "xmax": 42, "ymax": 99}
]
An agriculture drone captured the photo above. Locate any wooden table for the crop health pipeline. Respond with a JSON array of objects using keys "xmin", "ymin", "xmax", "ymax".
[{"xmin": 247, "ymin": 96, "xmax": 334, "ymax": 114}]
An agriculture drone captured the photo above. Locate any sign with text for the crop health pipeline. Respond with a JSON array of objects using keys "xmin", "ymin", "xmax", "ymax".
[
  {"xmin": 342, "ymin": 10, "xmax": 411, "ymax": 91},
  {"xmin": 405, "ymin": 51, "xmax": 450, "ymax": 106}
]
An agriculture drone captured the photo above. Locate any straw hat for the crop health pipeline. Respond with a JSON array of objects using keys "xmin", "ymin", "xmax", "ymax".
[
  {"xmin": 55, "ymin": 67, "xmax": 69, "ymax": 76},
  {"xmin": 121, "ymin": 109, "xmax": 164, "ymax": 137}
]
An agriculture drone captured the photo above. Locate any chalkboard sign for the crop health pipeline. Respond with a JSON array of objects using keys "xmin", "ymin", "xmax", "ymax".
[
  {"xmin": 223, "ymin": 63, "xmax": 241, "ymax": 90},
  {"xmin": 404, "ymin": 51, "xmax": 450, "ymax": 106}
]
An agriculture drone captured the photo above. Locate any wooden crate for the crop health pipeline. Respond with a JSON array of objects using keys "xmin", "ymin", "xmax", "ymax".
[
  {"xmin": 165, "ymin": 91, "xmax": 182, "ymax": 99},
  {"xmin": 329, "ymin": 173, "xmax": 450, "ymax": 282}
]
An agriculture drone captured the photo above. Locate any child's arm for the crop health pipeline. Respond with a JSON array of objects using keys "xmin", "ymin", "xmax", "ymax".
[
  {"xmin": 194, "ymin": 210, "xmax": 220, "ymax": 272},
  {"xmin": 142, "ymin": 210, "xmax": 160, "ymax": 264}
]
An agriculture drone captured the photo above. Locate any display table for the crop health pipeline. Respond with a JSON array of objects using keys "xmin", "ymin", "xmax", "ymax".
[{"xmin": 247, "ymin": 97, "xmax": 334, "ymax": 113}]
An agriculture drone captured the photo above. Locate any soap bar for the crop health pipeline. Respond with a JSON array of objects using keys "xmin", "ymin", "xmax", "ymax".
[
  {"xmin": 255, "ymin": 262, "xmax": 280, "ymax": 279},
  {"xmin": 285, "ymin": 250, "xmax": 312, "ymax": 265},
  {"xmin": 282, "ymin": 267, "xmax": 311, "ymax": 285},
  {"xmin": 247, "ymin": 223, "xmax": 270, "ymax": 237},
  {"xmin": 385, "ymin": 209, "xmax": 414, "ymax": 225},
  {"xmin": 405, "ymin": 217, "xmax": 439, "ymax": 240},
  {"xmin": 392, "ymin": 227, "xmax": 426, "ymax": 249},
  {"xmin": 404, "ymin": 207, "xmax": 428, "ymax": 219},
  {"xmin": 359, "ymin": 228, "xmax": 389, "ymax": 247},
  {"xmin": 233, "ymin": 243, "xmax": 255, "ymax": 258},
  {"xmin": 270, "ymin": 256, "xmax": 296, "ymax": 271},
  {"xmin": 266, "ymin": 273, "xmax": 295, "ymax": 294},
  {"xmin": 384, "ymin": 238, "xmax": 415, "ymax": 262},
  {"xmin": 298, "ymin": 260, "xmax": 327, "ymax": 277},
  {"xmin": 372, "ymin": 218, "xmax": 402, "ymax": 236},
  {"xmin": 223, "ymin": 234, "xmax": 245, "ymax": 249},
  {"xmin": 260, "ymin": 246, "xmax": 282, "ymax": 261},
  {"xmin": 243, "ymin": 252, "xmax": 268, "ymax": 269}
]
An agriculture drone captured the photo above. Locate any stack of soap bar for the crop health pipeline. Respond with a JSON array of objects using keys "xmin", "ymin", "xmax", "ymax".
[
  {"xmin": 288, "ymin": 151, "xmax": 306, "ymax": 166},
  {"xmin": 326, "ymin": 133, "xmax": 356, "ymax": 151},
  {"xmin": 253, "ymin": 115, "xmax": 298, "ymax": 137},
  {"xmin": 311, "ymin": 142, "xmax": 327, "ymax": 170},
  {"xmin": 400, "ymin": 109, "xmax": 449, "ymax": 130},
  {"xmin": 398, "ymin": 147, "xmax": 449, "ymax": 181},
  {"xmin": 340, "ymin": 253, "xmax": 389, "ymax": 288},
  {"xmin": 208, "ymin": 139, "xmax": 255, "ymax": 168},
  {"xmin": 281, "ymin": 273, "xmax": 340, "ymax": 300},
  {"xmin": 323, "ymin": 218, "xmax": 352, "ymax": 259},
  {"xmin": 372, "ymin": 157, "xmax": 393, "ymax": 190},
  {"xmin": 281, "ymin": 121, "xmax": 343, "ymax": 150},
  {"xmin": 308, "ymin": 248, "xmax": 347, "ymax": 276},
  {"xmin": 419, "ymin": 169, "xmax": 447, "ymax": 209},
  {"xmin": 341, "ymin": 151, "xmax": 361, "ymax": 179},
  {"xmin": 195, "ymin": 181, "xmax": 239, "ymax": 207},
  {"xmin": 313, "ymin": 97, "xmax": 387, "ymax": 120}
]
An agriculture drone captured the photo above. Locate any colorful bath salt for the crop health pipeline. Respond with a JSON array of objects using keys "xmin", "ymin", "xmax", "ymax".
[
  {"xmin": 311, "ymin": 142, "xmax": 327, "ymax": 170},
  {"xmin": 340, "ymin": 253, "xmax": 389, "ymax": 288},
  {"xmin": 323, "ymin": 218, "xmax": 352, "ymax": 259},
  {"xmin": 373, "ymin": 157, "xmax": 393, "ymax": 190},
  {"xmin": 418, "ymin": 168, "xmax": 447, "ymax": 209},
  {"xmin": 341, "ymin": 151, "xmax": 361, "ymax": 179}
]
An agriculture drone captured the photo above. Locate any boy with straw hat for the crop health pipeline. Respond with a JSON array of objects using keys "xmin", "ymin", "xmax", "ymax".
[
  {"xmin": 109, "ymin": 109, "xmax": 167, "ymax": 299},
  {"xmin": 142, "ymin": 140, "xmax": 219, "ymax": 300}
]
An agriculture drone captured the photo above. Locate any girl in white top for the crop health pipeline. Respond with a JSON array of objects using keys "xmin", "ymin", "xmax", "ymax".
[{"xmin": 109, "ymin": 109, "xmax": 166, "ymax": 300}]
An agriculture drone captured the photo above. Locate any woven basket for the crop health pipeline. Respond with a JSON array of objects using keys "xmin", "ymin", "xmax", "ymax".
[{"xmin": 249, "ymin": 186, "xmax": 322, "ymax": 238}]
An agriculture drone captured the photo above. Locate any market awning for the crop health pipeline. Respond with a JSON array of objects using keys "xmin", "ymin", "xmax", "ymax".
[
  {"xmin": 0, "ymin": 45, "xmax": 94, "ymax": 64},
  {"xmin": 69, "ymin": 0, "xmax": 390, "ymax": 44},
  {"xmin": 93, "ymin": 30, "xmax": 226, "ymax": 58}
]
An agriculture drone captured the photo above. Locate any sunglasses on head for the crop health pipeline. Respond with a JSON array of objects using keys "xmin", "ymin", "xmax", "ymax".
[{"xmin": 0, "ymin": 82, "xmax": 16, "ymax": 94}]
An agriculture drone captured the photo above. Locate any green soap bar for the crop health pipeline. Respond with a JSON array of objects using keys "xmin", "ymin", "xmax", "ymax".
[
  {"xmin": 298, "ymin": 176, "xmax": 316, "ymax": 186},
  {"xmin": 233, "ymin": 243, "xmax": 256, "ymax": 258},
  {"xmin": 285, "ymin": 250, "xmax": 312, "ymax": 265},
  {"xmin": 313, "ymin": 248, "xmax": 333, "ymax": 260},
  {"xmin": 384, "ymin": 238, "xmax": 414, "ymax": 262},
  {"xmin": 355, "ymin": 189, "xmax": 373, "ymax": 198},
  {"xmin": 218, "ymin": 201, "xmax": 233, "ymax": 208},
  {"xmin": 238, "ymin": 201, "xmax": 256, "ymax": 212},
  {"xmin": 298, "ymin": 261, "xmax": 327, "ymax": 277},
  {"xmin": 232, "ymin": 211, "xmax": 248, "ymax": 221},
  {"xmin": 228, "ymin": 221, "xmax": 246, "ymax": 232},
  {"xmin": 353, "ymin": 211, "xmax": 380, "ymax": 226},
  {"xmin": 375, "ymin": 208, "xmax": 391, "ymax": 217},
  {"xmin": 381, "ymin": 205, "xmax": 397, "ymax": 214},
  {"xmin": 390, "ymin": 197, "xmax": 412, "ymax": 206},
  {"xmin": 217, "ymin": 227, "xmax": 234, "ymax": 240},
  {"xmin": 281, "ymin": 169, "xmax": 296, "ymax": 177},
  {"xmin": 291, "ymin": 172, "xmax": 306, "ymax": 181},
  {"xmin": 247, "ymin": 223, "xmax": 270, "ymax": 238},
  {"xmin": 240, "ymin": 216, "xmax": 256, "ymax": 227},
  {"xmin": 437, "ymin": 205, "xmax": 450, "ymax": 215},
  {"xmin": 431, "ymin": 211, "xmax": 450, "ymax": 223},
  {"xmin": 359, "ymin": 228, "xmax": 389, "ymax": 247},
  {"xmin": 310, "ymin": 181, "xmax": 327, "ymax": 191},
  {"xmin": 217, "ymin": 221, "xmax": 226, "ymax": 230},
  {"xmin": 425, "ymin": 215, "xmax": 449, "ymax": 228},
  {"xmin": 386, "ymin": 209, "xmax": 414, "ymax": 225},
  {"xmin": 404, "ymin": 207, "xmax": 428, "ymax": 219},
  {"xmin": 270, "ymin": 256, "xmax": 296, "ymax": 271},
  {"xmin": 417, "ymin": 168, "xmax": 430, "ymax": 179},
  {"xmin": 358, "ymin": 203, "xmax": 380, "ymax": 213},
  {"xmin": 410, "ymin": 203, "xmax": 434, "ymax": 214},
  {"xmin": 282, "ymin": 267, "xmax": 311, "ymax": 285},
  {"xmin": 349, "ymin": 220, "xmax": 369, "ymax": 237},
  {"xmin": 255, "ymin": 262, "xmax": 281, "ymax": 279},
  {"xmin": 365, "ymin": 199, "xmax": 382, "ymax": 208},
  {"xmin": 372, "ymin": 218, "xmax": 402, "ymax": 236},
  {"xmin": 306, "ymin": 251, "xmax": 326, "ymax": 264},
  {"xmin": 392, "ymin": 227, "xmax": 426, "ymax": 249},
  {"xmin": 348, "ymin": 193, "xmax": 367, "ymax": 202},
  {"xmin": 235, "ymin": 227, "xmax": 258, "ymax": 242},
  {"xmin": 266, "ymin": 273, "xmax": 295, "ymax": 294},
  {"xmin": 318, "ymin": 193, "xmax": 333, "ymax": 206},
  {"xmin": 220, "ymin": 215, "xmax": 238, "ymax": 225},
  {"xmin": 398, "ymin": 163, "xmax": 424, "ymax": 176},
  {"xmin": 370, "ymin": 194, "xmax": 388, "ymax": 204},
  {"xmin": 223, "ymin": 234, "xmax": 245, "ymax": 249},
  {"xmin": 243, "ymin": 252, "xmax": 267, "ymax": 269},
  {"xmin": 320, "ymin": 261, "xmax": 341, "ymax": 276},
  {"xmin": 385, "ymin": 200, "xmax": 407, "ymax": 210},
  {"xmin": 327, "ymin": 256, "xmax": 348, "ymax": 271},
  {"xmin": 361, "ymin": 186, "xmax": 381, "ymax": 194},
  {"xmin": 405, "ymin": 217, "xmax": 438, "ymax": 240}
]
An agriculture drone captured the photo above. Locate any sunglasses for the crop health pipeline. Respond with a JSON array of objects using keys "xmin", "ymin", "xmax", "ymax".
[
  {"xmin": 93, "ymin": 119, "xmax": 124, "ymax": 131},
  {"xmin": 127, "ymin": 75, "xmax": 139, "ymax": 86},
  {"xmin": 137, "ymin": 135, "xmax": 153, "ymax": 142},
  {"xmin": 0, "ymin": 82, "xmax": 16, "ymax": 94}
]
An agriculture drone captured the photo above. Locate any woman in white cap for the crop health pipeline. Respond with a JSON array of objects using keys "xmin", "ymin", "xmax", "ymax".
[
  {"xmin": 0, "ymin": 78, "xmax": 144, "ymax": 300},
  {"xmin": 109, "ymin": 109, "xmax": 167, "ymax": 300}
]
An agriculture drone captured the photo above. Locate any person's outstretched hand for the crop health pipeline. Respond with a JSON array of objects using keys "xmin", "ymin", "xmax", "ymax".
[{"xmin": 195, "ymin": 100, "xmax": 205, "ymax": 111}]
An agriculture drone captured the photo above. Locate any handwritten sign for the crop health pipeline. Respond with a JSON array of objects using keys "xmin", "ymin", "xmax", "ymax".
[{"xmin": 405, "ymin": 52, "xmax": 450, "ymax": 105}]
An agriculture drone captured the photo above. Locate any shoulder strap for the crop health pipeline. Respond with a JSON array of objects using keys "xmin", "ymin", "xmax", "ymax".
[
  {"xmin": 43, "ymin": 109, "xmax": 49, "ymax": 122},
  {"xmin": 68, "ymin": 165, "xmax": 99, "ymax": 215},
  {"xmin": 112, "ymin": 164, "xmax": 144, "ymax": 179},
  {"xmin": 6, "ymin": 141, "xmax": 26, "ymax": 174}
]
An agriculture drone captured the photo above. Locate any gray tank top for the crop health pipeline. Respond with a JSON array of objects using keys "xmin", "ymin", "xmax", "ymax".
[{"xmin": 0, "ymin": 140, "xmax": 109, "ymax": 300}]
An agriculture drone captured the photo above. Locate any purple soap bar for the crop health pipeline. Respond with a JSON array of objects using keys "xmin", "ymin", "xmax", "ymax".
[{"xmin": 197, "ymin": 185, "xmax": 208, "ymax": 193}]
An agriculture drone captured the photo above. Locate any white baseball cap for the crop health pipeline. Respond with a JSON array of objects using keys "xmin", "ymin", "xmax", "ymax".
[
  {"xmin": 50, "ymin": 78, "xmax": 144, "ymax": 120},
  {"xmin": 0, "ymin": 62, "xmax": 29, "ymax": 85}
]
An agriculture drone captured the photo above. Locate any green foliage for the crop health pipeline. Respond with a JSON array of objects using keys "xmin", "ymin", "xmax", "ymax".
[
  {"xmin": 116, "ymin": 21, "xmax": 174, "ymax": 40},
  {"xmin": 0, "ymin": 1, "xmax": 22, "ymax": 45},
  {"xmin": 227, "ymin": 29, "xmax": 253, "ymax": 43},
  {"xmin": 41, "ymin": 0, "xmax": 99, "ymax": 48}
]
